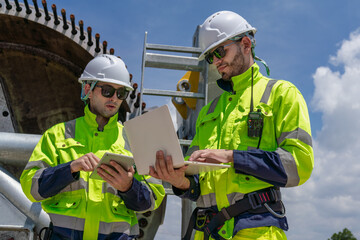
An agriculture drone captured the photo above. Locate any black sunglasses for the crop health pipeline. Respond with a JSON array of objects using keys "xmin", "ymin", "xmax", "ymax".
[
  {"xmin": 95, "ymin": 84, "xmax": 129, "ymax": 100},
  {"xmin": 205, "ymin": 41, "xmax": 238, "ymax": 64}
]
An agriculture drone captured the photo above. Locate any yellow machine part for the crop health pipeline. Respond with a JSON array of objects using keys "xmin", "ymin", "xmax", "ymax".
[
  {"xmin": 171, "ymin": 97, "xmax": 188, "ymax": 119},
  {"xmin": 177, "ymin": 71, "xmax": 199, "ymax": 109},
  {"xmin": 172, "ymin": 71, "xmax": 200, "ymax": 119}
]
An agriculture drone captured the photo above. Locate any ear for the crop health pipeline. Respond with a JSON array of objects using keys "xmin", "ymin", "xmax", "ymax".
[
  {"xmin": 84, "ymin": 84, "xmax": 92, "ymax": 99},
  {"xmin": 241, "ymin": 36, "xmax": 252, "ymax": 55}
]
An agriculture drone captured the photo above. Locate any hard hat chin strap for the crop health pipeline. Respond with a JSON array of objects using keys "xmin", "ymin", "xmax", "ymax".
[
  {"xmin": 248, "ymin": 36, "xmax": 270, "ymax": 76},
  {"xmin": 253, "ymin": 51, "xmax": 270, "ymax": 76},
  {"xmin": 80, "ymin": 80, "xmax": 98, "ymax": 103}
]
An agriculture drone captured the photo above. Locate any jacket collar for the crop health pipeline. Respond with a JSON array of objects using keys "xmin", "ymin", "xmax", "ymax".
[
  {"xmin": 216, "ymin": 63, "xmax": 261, "ymax": 94},
  {"xmin": 84, "ymin": 104, "xmax": 119, "ymax": 130}
]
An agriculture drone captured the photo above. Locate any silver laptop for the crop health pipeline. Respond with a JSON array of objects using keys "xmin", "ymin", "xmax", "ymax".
[{"xmin": 123, "ymin": 105, "xmax": 230, "ymax": 175}]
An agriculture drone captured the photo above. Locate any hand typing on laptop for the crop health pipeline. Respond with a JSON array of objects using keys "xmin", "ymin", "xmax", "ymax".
[
  {"xmin": 149, "ymin": 150, "xmax": 190, "ymax": 191},
  {"xmin": 188, "ymin": 149, "xmax": 234, "ymax": 164}
]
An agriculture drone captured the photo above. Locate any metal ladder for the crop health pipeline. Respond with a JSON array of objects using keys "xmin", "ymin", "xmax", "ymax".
[
  {"xmin": 138, "ymin": 31, "xmax": 207, "ymax": 147},
  {"xmin": 138, "ymin": 30, "xmax": 209, "ymax": 239}
]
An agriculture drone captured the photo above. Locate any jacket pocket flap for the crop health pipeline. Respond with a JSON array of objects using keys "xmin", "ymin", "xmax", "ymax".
[
  {"xmin": 49, "ymin": 196, "xmax": 82, "ymax": 209},
  {"xmin": 56, "ymin": 139, "xmax": 85, "ymax": 149},
  {"xmin": 198, "ymin": 111, "xmax": 220, "ymax": 126}
]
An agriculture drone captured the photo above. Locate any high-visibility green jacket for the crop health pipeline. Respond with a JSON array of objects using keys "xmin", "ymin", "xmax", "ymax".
[
  {"xmin": 176, "ymin": 63, "xmax": 314, "ymax": 239},
  {"xmin": 20, "ymin": 105, "xmax": 165, "ymax": 239}
]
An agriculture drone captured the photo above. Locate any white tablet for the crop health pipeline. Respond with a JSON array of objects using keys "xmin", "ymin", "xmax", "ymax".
[{"xmin": 90, "ymin": 152, "xmax": 135, "ymax": 180}]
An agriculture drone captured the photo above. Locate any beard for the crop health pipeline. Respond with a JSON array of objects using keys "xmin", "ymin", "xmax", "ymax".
[
  {"xmin": 89, "ymin": 101, "xmax": 119, "ymax": 119},
  {"xmin": 219, "ymin": 46, "xmax": 248, "ymax": 80}
]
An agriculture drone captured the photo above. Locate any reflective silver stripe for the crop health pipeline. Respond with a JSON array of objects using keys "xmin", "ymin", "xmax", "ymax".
[
  {"xmin": 49, "ymin": 211, "xmax": 137, "ymax": 235},
  {"xmin": 30, "ymin": 168, "xmax": 46, "ymax": 201},
  {"xmin": 207, "ymin": 96, "xmax": 221, "ymax": 114},
  {"xmin": 260, "ymin": 80, "xmax": 278, "ymax": 104},
  {"xmin": 227, "ymin": 192, "xmax": 245, "ymax": 205},
  {"xmin": 196, "ymin": 193, "xmax": 217, "ymax": 208},
  {"xmin": 24, "ymin": 160, "xmax": 51, "ymax": 170},
  {"xmin": 98, "ymin": 221, "xmax": 135, "ymax": 235},
  {"xmin": 129, "ymin": 223, "xmax": 140, "ymax": 236},
  {"xmin": 122, "ymin": 129, "xmax": 131, "ymax": 152},
  {"xmin": 144, "ymin": 176, "xmax": 162, "ymax": 185},
  {"xmin": 58, "ymin": 178, "xmax": 87, "ymax": 194},
  {"xmin": 185, "ymin": 145, "xmax": 199, "ymax": 157},
  {"xmin": 48, "ymin": 213, "xmax": 85, "ymax": 231},
  {"xmin": 276, "ymin": 148, "xmax": 300, "ymax": 187},
  {"xmin": 197, "ymin": 192, "xmax": 246, "ymax": 207},
  {"xmin": 64, "ymin": 119, "xmax": 76, "ymax": 139},
  {"xmin": 102, "ymin": 182, "xmax": 117, "ymax": 195},
  {"xmin": 277, "ymin": 128, "xmax": 313, "ymax": 147}
]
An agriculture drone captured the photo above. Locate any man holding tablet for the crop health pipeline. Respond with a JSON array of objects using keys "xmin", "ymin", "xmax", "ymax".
[{"xmin": 20, "ymin": 54, "xmax": 165, "ymax": 240}]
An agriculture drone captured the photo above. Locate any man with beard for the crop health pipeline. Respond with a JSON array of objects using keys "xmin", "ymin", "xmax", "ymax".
[
  {"xmin": 150, "ymin": 11, "xmax": 314, "ymax": 240},
  {"xmin": 21, "ymin": 54, "xmax": 165, "ymax": 240}
]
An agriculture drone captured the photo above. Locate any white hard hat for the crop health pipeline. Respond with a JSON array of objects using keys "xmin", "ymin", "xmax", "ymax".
[
  {"xmin": 79, "ymin": 54, "xmax": 133, "ymax": 91},
  {"xmin": 198, "ymin": 11, "xmax": 257, "ymax": 60}
]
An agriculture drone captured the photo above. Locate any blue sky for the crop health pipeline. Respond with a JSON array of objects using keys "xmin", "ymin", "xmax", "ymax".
[
  {"xmin": 49, "ymin": 0, "xmax": 360, "ymax": 138},
  {"xmin": 29, "ymin": 0, "xmax": 360, "ymax": 239}
]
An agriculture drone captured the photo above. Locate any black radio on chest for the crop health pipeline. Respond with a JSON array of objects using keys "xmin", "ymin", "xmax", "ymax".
[{"xmin": 247, "ymin": 109, "xmax": 263, "ymax": 137}]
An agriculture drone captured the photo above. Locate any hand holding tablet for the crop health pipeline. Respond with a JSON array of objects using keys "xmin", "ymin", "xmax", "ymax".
[{"xmin": 90, "ymin": 153, "xmax": 135, "ymax": 180}]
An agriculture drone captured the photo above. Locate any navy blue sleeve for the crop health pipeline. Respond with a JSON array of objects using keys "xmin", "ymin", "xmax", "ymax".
[
  {"xmin": 117, "ymin": 178, "xmax": 152, "ymax": 211},
  {"xmin": 233, "ymin": 149, "xmax": 287, "ymax": 187},
  {"xmin": 172, "ymin": 175, "xmax": 200, "ymax": 201},
  {"xmin": 38, "ymin": 161, "xmax": 79, "ymax": 198}
]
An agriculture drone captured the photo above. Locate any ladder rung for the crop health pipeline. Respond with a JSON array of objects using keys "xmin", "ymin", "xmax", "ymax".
[
  {"xmin": 143, "ymin": 89, "xmax": 205, "ymax": 99},
  {"xmin": 145, "ymin": 53, "xmax": 203, "ymax": 71},
  {"xmin": 146, "ymin": 43, "xmax": 202, "ymax": 54}
]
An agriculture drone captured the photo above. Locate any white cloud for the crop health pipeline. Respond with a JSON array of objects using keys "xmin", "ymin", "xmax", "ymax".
[
  {"xmin": 330, "ymin": 29, "xmax": 360, "ymax": 68},
  {"xmin": 284, "ymin": 28, "xmax": 360, "ymax": 240}
]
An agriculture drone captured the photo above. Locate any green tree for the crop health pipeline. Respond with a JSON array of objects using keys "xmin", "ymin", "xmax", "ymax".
[{"xmin": 328, "ymin": 228, "xmax": 357, "ymax": 240}]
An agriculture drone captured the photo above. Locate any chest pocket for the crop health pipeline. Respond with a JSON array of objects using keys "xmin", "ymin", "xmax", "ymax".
[
  {"xmin": 198, "ymin": 110, "xmax": 221, "ymax": 149},
  {"xmin": 56, "ymin": 138, "xmax": 86, "ymax": 164},
  {"xmin": 48, "ymin": 195, "xmax": 82, "ymax": 209},
  {"xmin": 43, "ymin": 195, "xmax": 84, "ymax": 223},
  {"xmin": 44, "ymin": 195, "xmax": 83, "ymax": 218}
]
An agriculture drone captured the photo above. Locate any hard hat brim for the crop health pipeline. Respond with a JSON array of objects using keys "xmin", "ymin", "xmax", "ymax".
[
  {"xmin": 198, "ymin": 29, "xmax": 256, "ymax": 61},
  {"xmin": 78, "ymin": 77, "xmax": 134, "ymax": 91}
]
